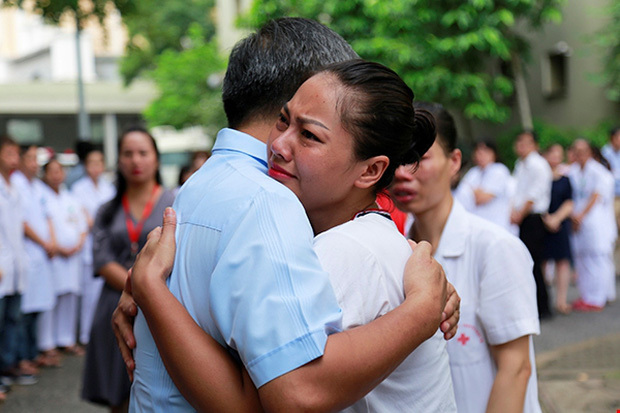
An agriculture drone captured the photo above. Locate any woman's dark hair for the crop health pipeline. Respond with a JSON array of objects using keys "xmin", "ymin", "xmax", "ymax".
[
  {"xmin": 413, "ymin": 101, "xmax": 457, "ymax": 155},
  {"xmin": 100, "ymin": 126, "xmax": 162, "ymax": 226},
  {"xmin": 0, "ymin": 134, "xmax": 18, "ymax": 151},
  {"xmin": 42, "ymin": 156, "xmax": 59, "ymax": 175},
  {"xmin": 318, "ymin": 59, "xmax": 436, "ymax": 191},
  {"xmin": 474, "ymin": 138, "xmax": 499, "ymax": 162},
  {"xmin": 178, "ymin": 164, "xmax": 192, "ymax": 186}
]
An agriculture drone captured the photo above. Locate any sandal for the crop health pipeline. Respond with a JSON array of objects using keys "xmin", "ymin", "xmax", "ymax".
[{"xmin": 63, "ymin": 345, "xmax": 85, "ymax": 356}]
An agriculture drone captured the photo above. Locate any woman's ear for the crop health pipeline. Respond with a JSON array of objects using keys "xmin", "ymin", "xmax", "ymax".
[
  {"xmin": 355, "ymin": 155, "xmax": 389, "ymax": 189},
  {"xmin": 450, "ymin": 149, "xmax": 462, "ymax": 177}
]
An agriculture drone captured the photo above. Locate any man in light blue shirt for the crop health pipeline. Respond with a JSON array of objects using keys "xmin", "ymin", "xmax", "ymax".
[{"xmin": 125, "ymin": 18, "xmax": 456, "ymax": 412}]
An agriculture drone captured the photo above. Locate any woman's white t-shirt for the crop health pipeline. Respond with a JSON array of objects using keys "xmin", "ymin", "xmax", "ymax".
[{"xmin": 313, "ymin": 212, "xmax": 456, "ymax": 413}]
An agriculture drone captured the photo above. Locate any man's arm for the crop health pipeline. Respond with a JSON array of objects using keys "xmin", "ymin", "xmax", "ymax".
[
  {"xmin": 572, "ymin": 193, "xmax": 599, "ymax": 231},
  {"xmin": 121, "ymin": 208, "xmax": 456, "ymax": 412},
  {"xmin": 258, "ymin": 242, "xmax": 446, "ymax": 411}
]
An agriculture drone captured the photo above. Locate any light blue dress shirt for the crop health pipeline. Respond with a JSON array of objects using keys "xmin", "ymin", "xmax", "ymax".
[{"xmin": 130, "ymin": 128, "xmax": 343, "ymax": 412}]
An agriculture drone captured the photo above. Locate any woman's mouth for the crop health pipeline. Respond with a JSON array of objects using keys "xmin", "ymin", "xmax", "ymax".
[
  {"xmin": 390, "ymin": 188, "xmax": 417, "ymax": 204},
  {"xmin": 268, "ymin": 163, "xmax": 295, "ymax": 180}
]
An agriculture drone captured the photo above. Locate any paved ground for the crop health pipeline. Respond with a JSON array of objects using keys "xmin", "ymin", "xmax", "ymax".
[
  {"xmin": 2, "ymin": 280, "xmax": 619, "ymax": 412},
  {"xmin": 1, "ymin": 353, "xmax": 104, "ymax": 412},
  {"xmin": 534, "ymin": 279, "xmax": 620, "ymax": 413}
]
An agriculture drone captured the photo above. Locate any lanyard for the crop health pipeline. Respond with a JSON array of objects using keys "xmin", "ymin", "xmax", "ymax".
[
  {"xmin": 352, "ymin": 208, "xmax": 393, "ymax": 221},
  {"xmin": 122, "ymin": 185, "xmax": 160, "ymax": 255}
]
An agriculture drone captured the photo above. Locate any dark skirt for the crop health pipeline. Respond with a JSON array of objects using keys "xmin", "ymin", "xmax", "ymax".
[
  {"xmin": 543, "ymin": 219, "xmax": 572, "ymax": 261},
  {"xmin": 81, "ymin": 283, "xmax": 131, "ymax": 407}
]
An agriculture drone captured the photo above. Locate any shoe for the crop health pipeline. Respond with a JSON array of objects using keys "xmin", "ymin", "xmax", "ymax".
[
  {"xmin": 63, "ymin": 345, "xmax": 85, "ymax": 356},
  {"xmin": 0, "ymin": 382, "xmax": 11, "ymax": 393},
  {"xmin": 1, "ymin": 373, "xmax": 38, "ymax": 386},
  {"xmin": 572, "ymin": 299, "xmax": 603, "ymax": 312},
  {"xmin": 19, "ymin": 360, "xmax": 40, "ymax": 376},
  {"xmin": 36, "ymin": 351, "xmax": 62, "ymax": 368},
  {"xmin": 0, "ymin": 376, "xmax": 14, "ymax": 387},
  {"xmin": 14, "ymin": 374, "xmax": 38, "ymax": 386}
]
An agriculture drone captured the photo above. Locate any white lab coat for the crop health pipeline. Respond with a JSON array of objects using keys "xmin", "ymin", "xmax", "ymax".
[
  {"xmin": 569, "ymin": 159, "xmax": 617, "ymax": 305},
  {"xmin": 0, "ymin": 174, "xmax": 27, "ymax": 298},
  {"xmin": 71, "ymin": 175, "xmax": 115, "ymax": 343},
  {"xmin": 43, "ymin": 185, "xmax": 87, "ymax": 295},
  {"xmin": 406, "ymin": 201, "xmax": 541, "ymax": 413},
  {"xmin": 11, "ymin": 171, "xmax": 55, "ymax": 313}
]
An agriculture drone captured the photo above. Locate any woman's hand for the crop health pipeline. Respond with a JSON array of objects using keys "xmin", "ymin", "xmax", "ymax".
[
  {"xmin": 130, "ymin": 208, "xmax": 178, "ymax": 308},
  {"xmin": 542, "ymin": 213, "xmax": 560, "ymax": 233},
  {"xmin": 112, "ymin": 207, "xmax": 178, "ymax": 381}
]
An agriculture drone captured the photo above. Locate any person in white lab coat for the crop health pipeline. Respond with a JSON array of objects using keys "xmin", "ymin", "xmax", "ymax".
[
  {"xmin": 71, "ymin": 149, "xmax": 115, "ymax": 346},
  {"xmin": 0, "ymin": 136, "xmax": 31, "ymax": 394},
  {"xmin": 454, "ymin": 139, "xmax": 514, "ymax": 230},
  {"xmin": 11, "ymin": 145, "xmax": 57, "ymax": 370},
  {"xmin": 390, "ymin": 102, "xmax": 541, "ymax": 413},
  {"xmin": 40, "ymin": 158, "xmax": 87, "ymax": 355},
  {"xmin": 569, "ymin": 139, "xmax": 615, "ymax": 311}
]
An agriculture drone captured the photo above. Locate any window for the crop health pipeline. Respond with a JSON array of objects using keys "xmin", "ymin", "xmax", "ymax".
[
  {"xmin": 7, "ymin": 119, "xmax": 43, "ymax": 144},
  {"xmin": 542, "ymin": 41, "xmax": 570, "ymax": 99}
]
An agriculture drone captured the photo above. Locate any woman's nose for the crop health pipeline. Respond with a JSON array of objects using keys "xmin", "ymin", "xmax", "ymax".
[
  {"xmin": 270, "ymin": 132, "xmax": 293, "ymax": 161},
  {"xmin": 394, "ymin": 165, "xmax": 414, "ymax": 181}
]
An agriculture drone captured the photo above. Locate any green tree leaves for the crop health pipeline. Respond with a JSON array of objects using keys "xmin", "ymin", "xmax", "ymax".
[{"xmin": 243, "ymin": 0, "xmax": 564, "ymax": 123}]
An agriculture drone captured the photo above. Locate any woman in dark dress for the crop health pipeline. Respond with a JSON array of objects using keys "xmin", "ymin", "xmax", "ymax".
[
  {"xmin": 81, "ymin": 126, "xmax": 174, "ymax": 412},
  {"xmin": 542, "ymin": 144, "xmax": 574, "ymax": 315}
]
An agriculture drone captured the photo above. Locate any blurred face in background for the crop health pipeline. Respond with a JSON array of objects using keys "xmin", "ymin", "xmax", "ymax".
[
  {"xmin": 118, "ymin": 131, "xmax": 159, "ymax": 186},
  {"xmin": 473, "ymin": 143, "xmax": 495, "ymax": 169},
  {"xmin": 390, "ymin": 138, "xmax": 461, "ymax": 216},
  {"xmin": 85, "ymin": 150, "xmax": 105, "ymax": 181},
  {"xmin": 514, "ymin": 132, "xmax": 536, "ymax": 159},
  {"xmin": 21, "ymin": 146, "xmax": 39, "ymax": 179},
  {"xmin": 44, "ymin": 160, "xmax": 66, "ymax": 191},
  {"xmin": 573, "ymin": 139, "xmax": 592, "ymax": 168},
  {"xmin": 611, "ymin": 130, "xmax": 620, "ymax": 151},
  {"xmin": 544, "ymin": 144, "xmax": 564, "ymax": 170},
  {"xmin": 0, "ymin": 143, "xmax": 20, "ymax": 176}
]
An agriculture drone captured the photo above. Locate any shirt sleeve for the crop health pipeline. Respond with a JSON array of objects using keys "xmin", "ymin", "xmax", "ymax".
[
  {"xmin": 477, "ymin": 233, "xmax": 540, "ymax": 345},
  {"xmin": 92, "ymin": 204, "xmax": 118, "ymax": 273},
  {"xmin": 522, "ymin": 158, "xmax": 551, "ymax": 207},
  {"xmin": 482, "ymin": 164, "xmax": 510, "ymax": 197},
  {"xmin": 313, "ymin": 230, "xmax": 392, "ymax": 330},
  {"xmin": 205, "ymin": 189, "xmax": 343, "ymax": 388}
]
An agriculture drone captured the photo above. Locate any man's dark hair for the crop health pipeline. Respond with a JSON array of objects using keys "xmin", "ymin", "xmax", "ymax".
[
  {"xmin": 222, "ymin": 17, "xmax": 359, "ymax": 129},
  {"xmin": 0, "ymin": 135, "xmax": 18, "ymax": 151},
  {"xmin": 518, "ymin": 129, "xmax": 538, "ymax": 143}
]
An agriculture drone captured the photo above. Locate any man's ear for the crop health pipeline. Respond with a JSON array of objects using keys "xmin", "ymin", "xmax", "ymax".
[{"xmin": 355, "ymin": 155, "xmax": 389, "ymax": 189}]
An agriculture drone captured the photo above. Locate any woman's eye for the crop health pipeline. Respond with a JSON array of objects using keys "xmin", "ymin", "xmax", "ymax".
[
  {"xmin": 301, "ymin": 130, "xmax": 319, "ymax": 141},
  {"xmin": 275, "ymin": 113, "xmax": 289, "ymax": 131}
]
